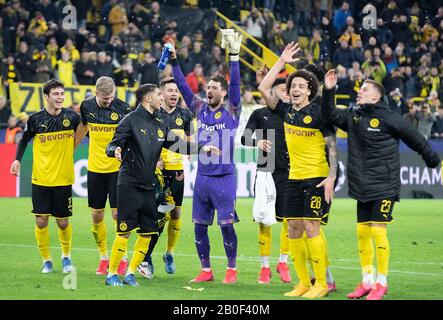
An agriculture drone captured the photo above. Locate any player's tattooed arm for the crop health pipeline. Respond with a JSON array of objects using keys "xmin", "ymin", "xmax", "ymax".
[{"xmin": 325, "ymin": 135, "xmax": 338, "ymax": 179}]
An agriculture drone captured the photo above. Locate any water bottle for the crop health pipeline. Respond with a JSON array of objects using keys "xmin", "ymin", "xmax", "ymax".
[{"xmin": 158, "ymin": 43, "xmax": 173, "ymax": 70}]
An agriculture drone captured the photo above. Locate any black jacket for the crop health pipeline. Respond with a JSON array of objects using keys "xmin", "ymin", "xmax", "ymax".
[
  {"xmin": 323, "ymin": 87, "xmax": 440, "ymax": 202},
  {"xmin": 106, "ymin": 105, "xmax": 200, "ymax": 190}
]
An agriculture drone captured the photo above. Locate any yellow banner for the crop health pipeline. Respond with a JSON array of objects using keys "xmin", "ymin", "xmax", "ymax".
[{"xmin": 9, "ymin": 83, "xmax": 137, "ymax": 116}]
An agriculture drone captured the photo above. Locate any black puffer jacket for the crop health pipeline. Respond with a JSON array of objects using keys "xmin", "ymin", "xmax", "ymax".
[{"xmin": 323, "ymin": 88, "xmax": 440, "ymax": 202}]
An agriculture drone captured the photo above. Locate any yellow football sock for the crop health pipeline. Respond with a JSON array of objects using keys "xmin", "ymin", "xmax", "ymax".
[
  {"xmin": 166, "ymin": 218, "xmax": 182, "ymax": 253},
  {"xmin": 372, "ymin": 226, "xmax": 390, "ymax": 275},
  {"xmin": 127, "ymin": 235, "xmax": 151, "ymax": 274},
  {"xmin": 319, "ymin": 228, "xmax": 330, "ymax": 267},
  {"xmin": 289, "ymin": 237, "xmax": 311, "ymax": 287},
  {"xmin": 109, "ymin": 235, "xmax": 128, "ymax": 275},
  {"xmin": 58, "ymin": 224, "xmax": 72, "ymax": 258},
  {"xmin": 258, "ymin": 223, "xmax": 272, "ymax": 257},
  {"xmin": 357, "ymin": 224, "xmax": 374, "ymax": 275},
  {"xmin": 303, "ymin": 231, "xmax": 312, "ymax": 263},
  {"xmin": 279, "ymin": 219, "xmax": 289, "ymax": 255},
  {"xmin": 92, "ymin": 220, "xmax": 108, "ymax": 258},
  {"xmin": 35, "ymin": 225, "xmax": 51, "ymax": 261},
  {"xmin": 306, "ymin": 235, "xmax": 327, "ymax": 288}
]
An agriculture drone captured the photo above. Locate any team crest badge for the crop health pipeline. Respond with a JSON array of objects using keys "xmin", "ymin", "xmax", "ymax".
[
  {"xmin": 215, "ymin": 111, "xmax": 222, "ymax": 119},
  {"xmin": 119, "ymin": 222, "xmax": 128, "ymax": 231},
  {"xmin": 62, "ymin": 119, "xmax": 70, "ymax": 127},
  {"xmin": 303, "ymin": 115, "xmax": 312, "ymax": 124},
  {"xmin": 158, "ymin": 129, "xmax": 164, "ymax": 138},
  {"xmin": 175, "ymin": 118, "xmax": 183, "ymax": 126},
  {"xmin": 111, "ymin": 112, "xmax": 119, "ymax": 121},
  {"xmin": 370, "ymin": 118, "xmax": 380, "ymax": 128}
]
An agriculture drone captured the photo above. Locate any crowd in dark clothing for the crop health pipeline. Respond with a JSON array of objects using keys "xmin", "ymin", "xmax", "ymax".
[{"xmin": 1, "ymin": 0, "xmax": 443, "ymax": 138}]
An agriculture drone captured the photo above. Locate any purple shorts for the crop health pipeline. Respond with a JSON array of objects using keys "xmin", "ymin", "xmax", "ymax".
[{"xmin": 192, "ymin": 173, "xmax": 239, "ymax": 225}]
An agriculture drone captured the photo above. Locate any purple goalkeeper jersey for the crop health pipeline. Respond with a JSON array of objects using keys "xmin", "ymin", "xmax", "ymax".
[{"xmin": 172, "ymin": 60, "xmax": 242, "ymax": 176}]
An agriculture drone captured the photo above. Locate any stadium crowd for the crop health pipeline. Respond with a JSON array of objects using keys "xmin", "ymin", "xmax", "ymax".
[{"xmin": 1, "ymin": 0, "xmax": 443, "ymax": 140}]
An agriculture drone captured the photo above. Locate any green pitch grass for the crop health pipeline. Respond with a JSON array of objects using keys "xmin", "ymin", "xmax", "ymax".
[{"xmin": 0, "ymin": 198, "xmax": 442, "ymax": 300}]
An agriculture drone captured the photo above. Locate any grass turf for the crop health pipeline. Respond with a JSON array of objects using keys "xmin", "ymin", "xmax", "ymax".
[{"xmin": 0, "ymin": 197, "xmax": 442, "ymax": 300}]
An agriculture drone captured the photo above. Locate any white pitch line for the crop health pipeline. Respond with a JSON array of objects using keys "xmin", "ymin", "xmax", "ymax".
[{"xmin": 1, "ymin": 243, "xmax": 442, "ymax": 277}]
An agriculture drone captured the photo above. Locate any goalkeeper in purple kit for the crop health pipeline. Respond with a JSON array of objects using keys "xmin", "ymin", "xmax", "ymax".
[{"xmin": 168, "ymin": 30, "xmax": 242, "ymax": 283}]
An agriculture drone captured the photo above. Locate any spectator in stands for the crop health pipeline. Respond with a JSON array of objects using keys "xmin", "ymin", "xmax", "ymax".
[
  {"xmin": 60, "ymin": 38, "xmax": 80, "ymax": 62},
  {"xmin": 293, "ymin": 0, "xmax": 313, "ymax": 35},
  {"xmin": 105, "ymin": 35, "xmax": 126, "ymax": 64},
  {"xmin": 309, "ymin": 28, "xmax": 329, "ymax": 63},
  {"xmin": 75, "ymin": 48, "xmax": 96, "ymax": 86},
  {"xmin": 205, "ymin": 45, "xmax": 223, "ymax": 76},
  {"xmin": 185, "ymin": 63, "xmax": 206, "ymax": 94},
  {"xmin": 138, "ymin": 52, "xmax": 159, "ymax": 85},
  {"xmin": 129, "ymin": 1, "xmax": 150, "ymax": 37},
  {"xmin": 427, "ymin": 90, "xmax": 441, "ymax": 113},
  {"xmin": 375, "ymin": 18, "xmax": 394, "ymax": 46},
  {"xmin": 381, "ymin": 0, "xmax": 402, "ymax": 23},
  {"xmin": 431, "ymin": 105, "xmax": 443, "ymax": 138},
  {"xmin": 55, "ymin": 51, "xmax": 75, "ymax": 86},
  {"xmin": 46, "ymin": 36, "xmax": 59, "ymax": 68},
  {"xmin": 333, "ymin": 40, "xmax": 354, "ymax": 69},
  {"xmin": 417, "ymin": 103, "xmax": 437, "ymax": 139},
  {"xmin": 120, "ymin": 22, "xmax": 144, "ymax": 58},
  {"xmin": 27, "ymin": 11, "xmax": 48, "ymax": 37},
  {"xmin": 96, "ymin": 51, "xmax": 115, "ymax": 79},
  {"xmin": 388, "ymin": 88, "xmax": 408, "ymax": 114},
  {"xmin": 268, "ymin": 22, "xmax": 284, "ymax": 54},
  {"xmin": 188, "ymin": 41, "xmax": 206, "ymax": 70},
  {"xmin": 243, "ymin": 7, "xmax": 266, "ymax": 43},
  {"xmin": 383, "ymin": 46, "xmax": 398, "ymax": 74},
  {"xmin": 403, "ymin": 102, "xmax": 420, "ymax": 127},
  {"xmin": 320, "ymin": 15, "xmax": 336, "ymax": 56},
  {"xmin": 37, "ymin": 0, "xmax": 57, "ymax": 24},
  {"xmin": 147, "ymin": 1, "xmax": 165, "ymax": 43},
  {"xmin": 0, "ymin": 96, "xmax": 11, "ymax": 129},
  {"xmin": 34, "ymin": 47, "xmax": 53, "ymax": 83},
  {"xmin": 336, "ymin": 64, "xmax": 353, "ymax": 98},
  {"xmin": 339, "ymin": 25, "xmax": 360, "ymax": 48},
  {"xmin": 114, "ymin": 59, "xmax": 137, "ymax": 87},
  {"xmin": 430, "ymin": 66, "xmax": 441, "ymax": 92},
  {"xmin": 404, "ymin": 66, "xmax": 420, "ymax": 99},
  {"xmin": 109, "ymin": 1, "xmax": 128, "ymax": 36},
  {"xmin": 262, "ymin": 8, "xmax": 276, "ymax": 46},
  {"xmin": 85, "ymin": 33, "xmax": 102, "ymax": 53},
  {"xmin": 391, "ymin": 15, "xmax": 411, "ymax": 47},
  {"xmin": 15, "ymin": 41, "xmax": 35, "ymax": 82},
  {"xmin": 2, "ymin": 55, "xmax": 21, "ymax": 97},
  {"xmin": 4, "ymin": 115, "xmax": 23, "ymax": 144},
  {"xmin": 333, "ymin": 1, "xmax": 351, "ymax": 33},
  {"xmin": 282, "ymin": 19, "xmax": 299, "ymax": 44},
  {"xmin": 384, "ymin": 67, "xmax": 405, "ymax": 95}
]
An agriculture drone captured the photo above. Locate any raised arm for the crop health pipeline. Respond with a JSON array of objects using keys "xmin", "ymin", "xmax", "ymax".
[
  {"xmin": 387, "ymin": 113, "xmax": 440, "ymax": 168},
  {"xmin": 323, "ymin": 69, "xmax": 349, "ymax": 131},
  {"xmin": 224, "ymin": 32, "xmax": 242, "ymax": 117},
  {"xmin": 169, "ymin": 41, "xmax": 204, "ymax": 114},
  {"xmin": 258, "ymin": 42, "xmax": 299, "ymax": 109}
]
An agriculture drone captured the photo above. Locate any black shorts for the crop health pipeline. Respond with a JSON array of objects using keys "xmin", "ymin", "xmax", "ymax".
[
  {"xmin": 357, "ymin": 197, "xmax": 396, "ymax": 224},
  {"xmin": 272, "ymin": 169, "xmax": 288, "ymax": 222},
  {"xmin": 32, "ymin": 184, "xmax": 72, "ymax": 218},
  {"xmin": 87, "ymin": 171, "xmax": 118, "ymax": 210},
  {"xmin": 162, "ymin": 169, "xmax": 184, "ymax": 207},
  {"xmin": 283, "ymin": 178, "xmax": 331, "ymax": 224},
  {"xmin": 116, "ymin": 184, "xmax": 158, "ymax": 235}
]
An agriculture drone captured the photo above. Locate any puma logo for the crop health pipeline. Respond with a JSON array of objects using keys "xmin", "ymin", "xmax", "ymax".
[
  {"xmin": 140, "ymin": 129, "xmax": 147, "ymax": 135},
  {"xmin": 89, "ymin": 112, "xmax": 96, "ymax": 117},
  {"xmin": 263, "ymin": 116, "xmax": 268, "ymax": 120}
]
